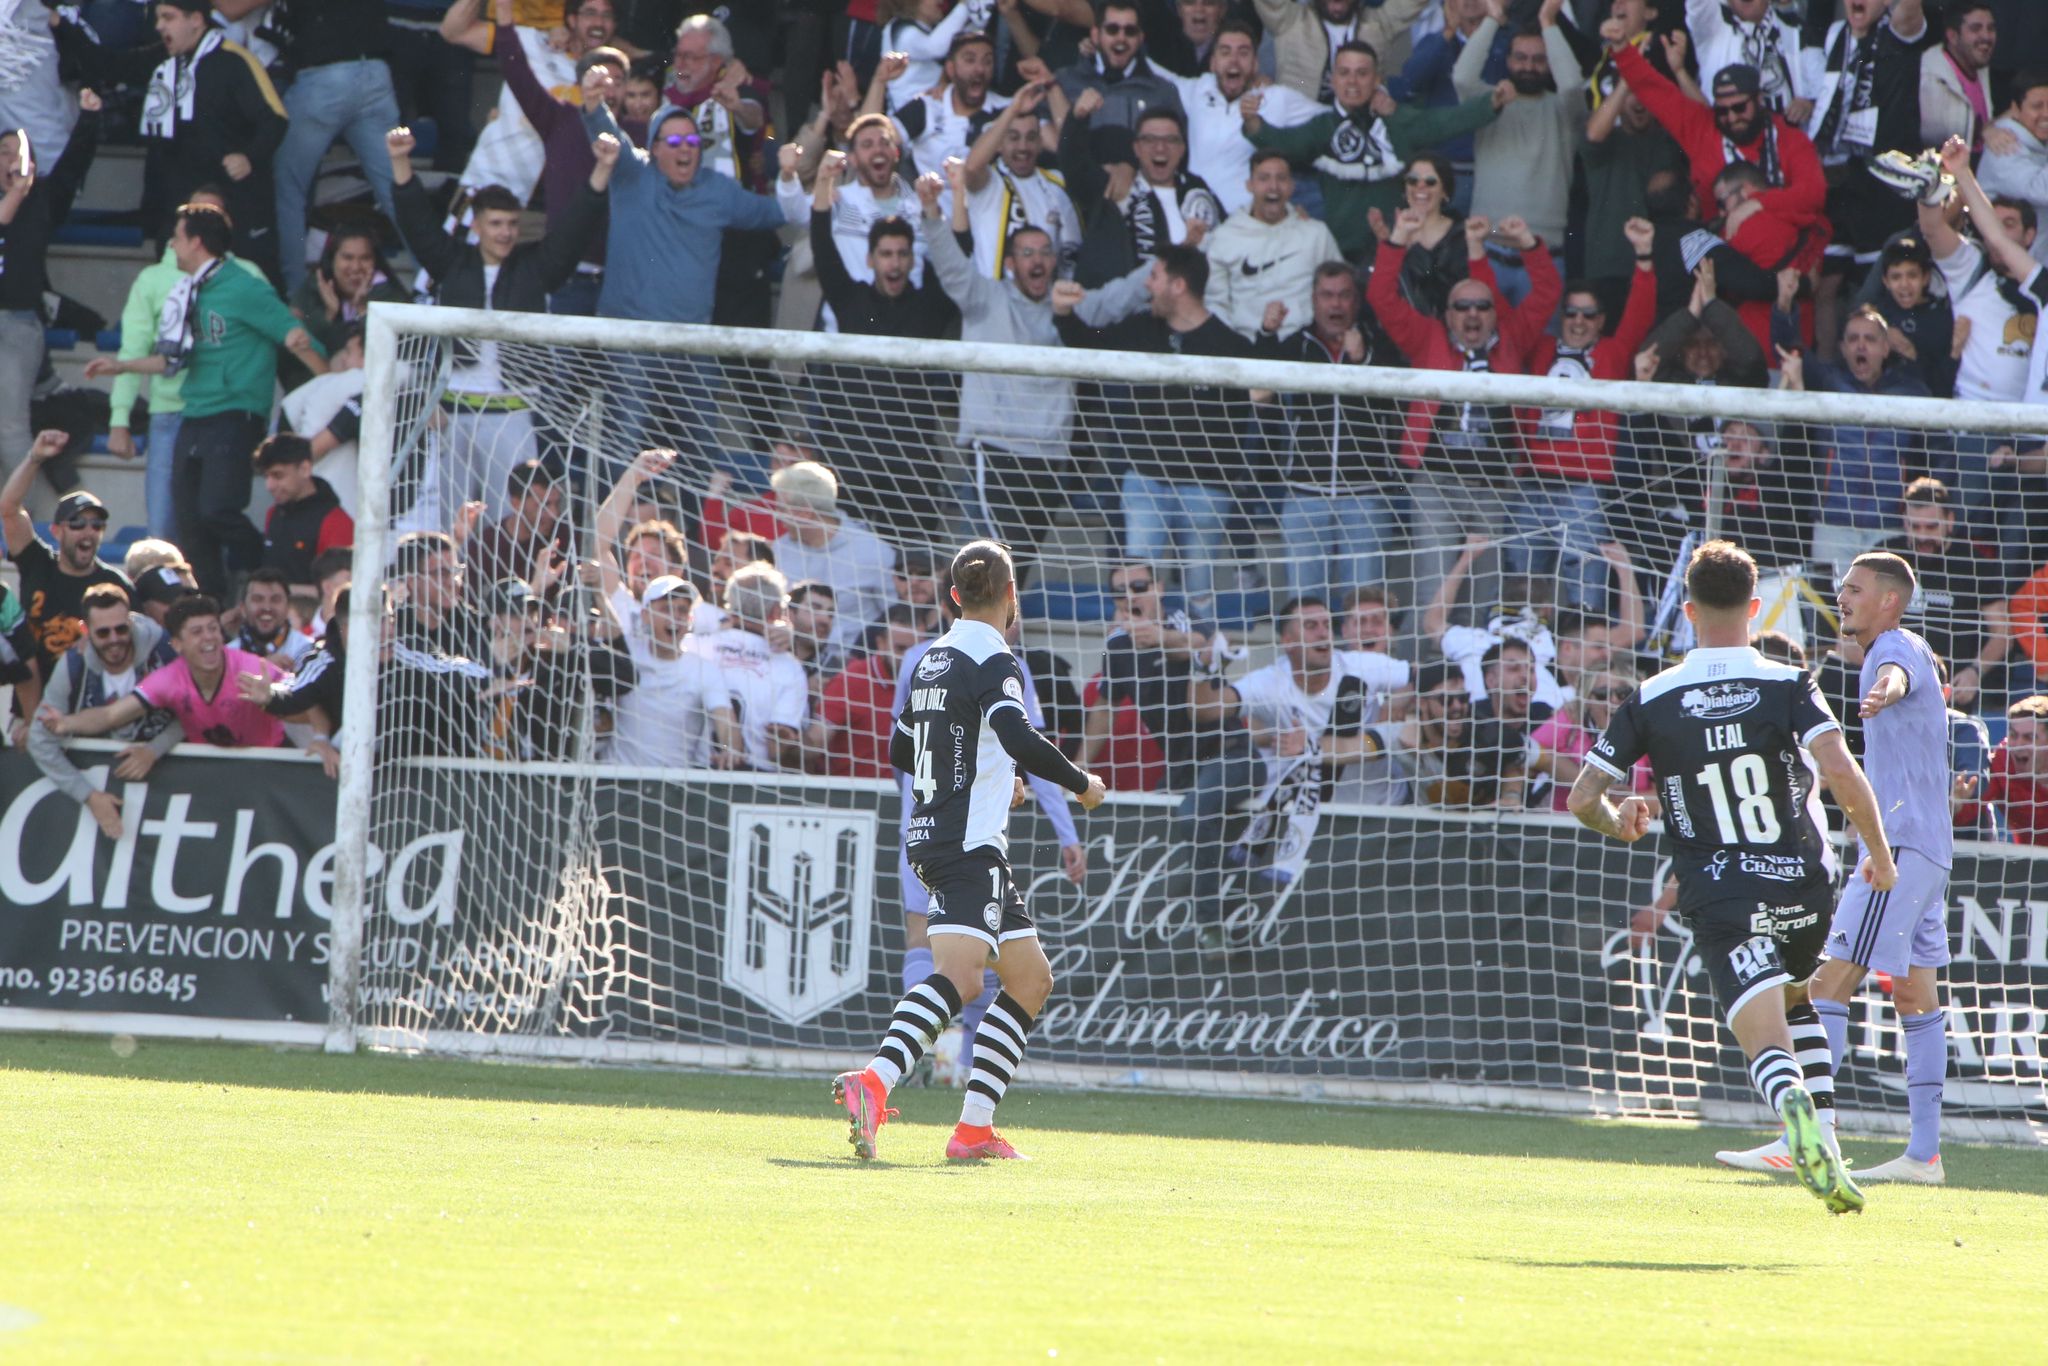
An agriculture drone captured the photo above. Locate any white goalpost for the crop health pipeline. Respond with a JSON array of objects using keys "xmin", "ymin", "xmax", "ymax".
[{"xmin": 333, "ymin": 301, "xmax": 2048, "ymax": 1144}]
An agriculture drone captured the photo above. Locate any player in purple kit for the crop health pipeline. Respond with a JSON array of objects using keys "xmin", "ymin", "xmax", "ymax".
[
  {"xmin": 1721, "ymin": 550, "xmax": 1951, "ymax": 1180},
  {"xmin": 1822, "ymin": 553, "xmax": 1953, "ymax": 1181}
]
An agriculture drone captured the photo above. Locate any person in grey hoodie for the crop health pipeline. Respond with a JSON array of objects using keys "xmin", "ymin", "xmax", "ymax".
[
  {"xmin": 1452, "ymin": 0, "xmax": 1585, "ymax": 269},
  {"xmin": 919, "ymin": 159, "xmax": 1140, "ymax": 562},
  {"xmin": 27, "ymin": 583, "xmax": 183, "ymax": 840}
]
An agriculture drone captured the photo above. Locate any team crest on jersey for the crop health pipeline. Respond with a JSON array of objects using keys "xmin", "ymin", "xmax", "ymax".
[
  {"xmin": 1680, "ymin": 682, "xmax": 1761, "ymax": 720},
  {"xmin": 916, "ymin": 652, "xmax": 951, "ymax": 682},
  {"xmin": 1706, "ymin": 850, "xmax": 1731, "ymax": 881},
  {"xmin": 1002, "ymin": 676, "xmax": 1024, "ymax": 701},
  {"xmin": 723, "ymin": 807, "xmax": 877, "ymax": 1024}
]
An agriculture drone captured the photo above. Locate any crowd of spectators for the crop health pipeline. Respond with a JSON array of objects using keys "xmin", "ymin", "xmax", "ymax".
[{"xmin": 7, "ymin": 0, "xmax": 2048, "ymax": 857}]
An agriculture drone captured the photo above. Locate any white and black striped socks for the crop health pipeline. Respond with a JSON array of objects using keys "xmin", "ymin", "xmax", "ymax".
[
  {"xmin": 1748, "ymin": 1045, "xmax": 1803, "ymax": 1113},
  {"xmin": 1786, "ymin": 1003, "xmax": 1836, "ymax": 1132},
  {"xmin": 959, "ymin": 991, "xmax": 1036, "ymax": 1128},
  {"xmin": 868, "ymin": 973, "xmax": 963, "ymax": 1092}
]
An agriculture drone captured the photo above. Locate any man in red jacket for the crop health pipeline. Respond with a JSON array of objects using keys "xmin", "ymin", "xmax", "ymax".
[
  {"xmin": 1514, "ymin": 217, "xmax": 1659, "ymax": 613},
  {"xmin": 1368, "ymin": 210, "xmax": 1560, "ymax": 620},
  {"xmin": 1616, "ymin": 50, "xmax": 1827, "ymax": 241}
]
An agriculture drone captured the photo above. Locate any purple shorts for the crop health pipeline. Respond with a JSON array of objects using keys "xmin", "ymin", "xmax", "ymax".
[{"xmin": 1827, "ymin": 848, "xmax": 1952, "ymax": 977}]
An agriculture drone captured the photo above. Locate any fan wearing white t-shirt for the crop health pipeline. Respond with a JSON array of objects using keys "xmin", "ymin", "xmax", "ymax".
[
  {"xmin": 606, "ymin": 574, "xmax": 737, "ymax": 769},
  {"xmin": 696, "ymin": 561, "xmax": 810, "ymax": 771},
  {"xmin": 1160, "ymin": 20, "xmax": 1309, "ymax": 217},
  {"xmin": 1223, "ymin": 597, "xmax": 1410, "ymax": 883},
  {"xmin": 593, "ymin": 447, "xmax": 694, "ymax": 656},
  {"xmin": 888, "ymin": 31, "xmax": 1010, "ymax": 178},
  {"xmin": 1920, "ymin": 143, "xmax": 2048, "ymax": 556},
  {"xmin": 961, "ymin": 84, "xmax": 1082, "ymax": 277},
  {"xmin": 777, "ymin": 114, "xmax": 927, "ymax": 329}
]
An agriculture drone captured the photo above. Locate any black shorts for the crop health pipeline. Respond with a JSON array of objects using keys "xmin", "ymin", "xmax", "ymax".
[
  {"xmin": 913, "ymin": 850, "xmax": 1032, "ymax": 951},
  {"xmin": 1684, "ymin": 884, "xmax": 1832, "ymax": 1024}
]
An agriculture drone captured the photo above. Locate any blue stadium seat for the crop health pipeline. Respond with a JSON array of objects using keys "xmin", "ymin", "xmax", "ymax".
[
  {"xmin": 1210, "ymin": 591, "xmax": 1273, "ymax": 634},
  {"xmin": 1021, "ymin": 582, "xmax": 1109, "ymax": 623},
  {"xmin": 1022, "ymin": 582, "xmax": 1199, "ymax": 625},
  {"xmin": 409, "ymin": 118, "xmax": 440, "ymax": 161},
  {"xmin": 102, "ymin": 525, "xmax": 148, "ymax": 564},
  {"xmin": 43, "ymin": 328, "xmax": 79, "ymax": 351},
  {"xmin": 96, "ymin": 330, "xmax": 122, "ymax": 352},
  {"xmin": 51, "ymin": 221, "xmax": 145, "ymax": 249}
]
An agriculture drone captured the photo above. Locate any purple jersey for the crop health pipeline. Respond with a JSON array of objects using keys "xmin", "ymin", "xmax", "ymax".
[{"xmin": 1857, "ymin": 627, "xmax": 1952, "ymax": 868}]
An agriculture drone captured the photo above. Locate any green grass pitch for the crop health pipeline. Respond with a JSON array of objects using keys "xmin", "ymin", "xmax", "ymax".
[{"xmin": 0, "ymin": 1036, "xmax": 2043, "ymax": 1362}]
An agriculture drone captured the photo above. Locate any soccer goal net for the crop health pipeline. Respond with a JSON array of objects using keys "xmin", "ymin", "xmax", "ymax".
[{"xmin": 336, "ymin": 301, "xmax": 2048, "ymax": 1144}]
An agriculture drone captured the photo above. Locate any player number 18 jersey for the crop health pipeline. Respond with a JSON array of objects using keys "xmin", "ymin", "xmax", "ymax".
[{"xmin": 1584, "ymin": 646, "xmax": 1842, "ymax": 912}]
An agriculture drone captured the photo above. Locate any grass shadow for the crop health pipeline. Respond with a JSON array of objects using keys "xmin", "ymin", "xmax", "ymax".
[{"xmin": 6, "ymin": 1034, "xmax": 2045, "ymax": 1196}]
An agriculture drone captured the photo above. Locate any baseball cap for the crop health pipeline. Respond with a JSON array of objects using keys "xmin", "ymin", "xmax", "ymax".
[
  {"xmin": 1711, "ymin": 65, "xmax": 1762, "ymax": 99},
  {"xmin": 135, "ymin": 564, "xmax": 197, "ymax": 607},
  {"xmin": 643, "ymin": 574, "xmax": 698, "ymax": 607},
  {"xmin": 490, "ymin": 578, "xmax": 543, "ymax": 614},
  {"xmin": 53, "ymin": 490, "xmax": 107, "ymax": 523}
]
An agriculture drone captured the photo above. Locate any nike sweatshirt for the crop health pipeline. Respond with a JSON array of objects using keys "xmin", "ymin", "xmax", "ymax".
[{"xmin": 1202, "ymin": 209, "xmax": 1346, "ymax": 342}]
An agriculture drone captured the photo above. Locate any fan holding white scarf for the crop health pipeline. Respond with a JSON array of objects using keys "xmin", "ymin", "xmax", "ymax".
[
  {"xmin": 140, "ymin": 0, "xmax": 289, "ymax": 281},
  {"xmin": 1798, "ymin": 0, "xmax": 1931, "ymax": 270},
  {"xmin": 1687, "ymin": 0, "xmax": 1812, "ymax": 124},
  {"xmin": 1245, "ymin": 39, "xmax": 1511, "ymax": 257}
]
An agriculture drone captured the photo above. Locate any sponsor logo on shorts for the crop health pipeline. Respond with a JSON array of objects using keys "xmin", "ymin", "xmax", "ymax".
[
  {"xmin": 1740, "ymin": 853, "xmax": 1806, "ymax": 881},
  {"xmin": 1752, "ymin": 902, "xmax": 1820, "ymax": 934},
  {"xmin": 983, "ymin": 902, "xmax": 1002, "ymax": 932},
  {"xmin": 1707, "ymin": 851, "xmax": 1731, "ymax": 881},
  {"xmin": 1680, "ymin": 682, "xmax": 1761, "ymax": 720},
  {"xmin": 1727, "ymin": 934, "xmax": 1784, "ymax": 986},
  {"xmin": 915, "ymin": 651, "xmax": 951, "ymax": 682}
]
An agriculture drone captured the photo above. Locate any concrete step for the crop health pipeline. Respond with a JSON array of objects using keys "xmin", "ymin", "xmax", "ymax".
[{"xmin": 74, "ymin": 144, "xmax": 145, "ymax": 216}]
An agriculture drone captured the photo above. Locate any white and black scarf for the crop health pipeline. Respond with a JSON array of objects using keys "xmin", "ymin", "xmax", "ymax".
[
  {"xmin": 1446, "ymin": 344, "xmax": 1498, "ymax": 445},
  {"xmin": 1124, "ymin": 172, "xmax": 1219, "ymax": 261},
  {"xmin": 1815, "ymin": 21, "xmax": 1880, "ymax": 159},
  {"xmin": 1731, "ymin": 11, "xmax": 1796, "ymax": 110},
  {"xmin": 1315, "ymin": 109, "xmax": 1402, "ymax": 184},
  {"xmin": 154, "ymin": 256, "xmax": 220, "ymax": 375},
  {"xmin": 141, "ymin": 27, "xmax": 222, "ymax": 141},
  {"xmin": 1723, "ymin": 119, "xmax": 1782, "ymax": 187},
  {"xmin": 1539, "ymin": 345, "xmax": 1595, "ymax": 436}
]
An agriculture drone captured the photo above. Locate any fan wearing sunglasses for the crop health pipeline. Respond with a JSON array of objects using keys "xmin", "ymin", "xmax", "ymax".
[
  {"xmin": 1514, "ymin": 218, "xmax": 1659, "ymax": 614},
  {"xmin": 577, "ymin": 99, "xmax": 783, "ymax": 328},
  {"xmin": 1367, "ymin": 211, "xmax": 1559, "ymax": 616},
  {"xmin": 24, "ymin": 583, "xmax": 183, "ymax": 842},
  {"xmin": 0, "ymin": 431, "xmax": 133, "ymax": 692},
  {"xmin": 1051, "ymin": 1, "xmax": 1183, "ymax": 136},
  {"xmin": 1528, "ymin": 663, "xmax": 1653, "ymax": 812},
  {"xmin": 1610, "ymin": 45, "xmax": 1826, "ymax": 248}
]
